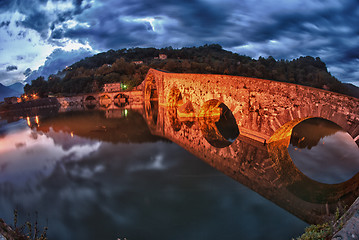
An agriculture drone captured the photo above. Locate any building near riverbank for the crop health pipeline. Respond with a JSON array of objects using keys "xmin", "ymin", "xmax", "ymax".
[{"xmin": 103, "ymin": 83, "xmax": 126, "ymax": 92}]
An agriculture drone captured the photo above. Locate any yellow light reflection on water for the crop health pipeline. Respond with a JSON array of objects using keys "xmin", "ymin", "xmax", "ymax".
[{"xmin": 26, "ymin": 117, "xmax": 31, "ymax": 127}]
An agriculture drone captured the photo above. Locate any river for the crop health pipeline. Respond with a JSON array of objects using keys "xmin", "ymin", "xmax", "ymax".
[{"xmin": 0, "ymin": 103, "xmax": 358, "ymax": 240}]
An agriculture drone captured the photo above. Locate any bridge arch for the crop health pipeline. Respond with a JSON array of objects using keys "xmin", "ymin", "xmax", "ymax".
[
  {"xmin": 99, "ymin": 94, "xmax": 112, "ymax": 108},
  {"xmin": 84, "ymin": 95, "xmax": 97, "ymax": 109},
  {"xmin": 114, "ymin": 93, "xmax": 129, "ymax": 107},
  {"xmin": 267, "ymin": 116, "xmax": 359, "ymax": 203},
  {"xmin": 84, "ymin": 95, "xmax": 96, "ymax": 101},
  {"xmin": 266, "ymin": 101, "xmax": 359, "ymax": 146},
  {"xmin": 198, "ymin": 99, "xmax": 239, "ymax": 148}
]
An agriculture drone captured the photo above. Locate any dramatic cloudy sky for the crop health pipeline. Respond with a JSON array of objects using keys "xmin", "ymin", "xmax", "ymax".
[{"xmin": 0, "ymin": 0, "xmax": 358, "ymax": 86}]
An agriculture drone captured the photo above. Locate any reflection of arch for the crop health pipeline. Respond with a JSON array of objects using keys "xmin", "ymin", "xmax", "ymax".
[
  {"xmin": 290, "ymin": 117, "xmax": 342, "ymax": 149},
  {"xmin": 99, "ymin": 94, "xmax": 112, "ymax": 108},
  {"xmin": 114, "ymin": 93, "xmax": 129, "ymax": 107},
  {"xmin": 85, "ymin": 95, "xmax": 96, "ymax": 101},
  {"xmin": 144, "ymin": 73, "xmax": 158, "ymax": 101},
  {"xmin": 198, "ymin": 99, "xmax": 239, "ymax": 148},
  {"xmin": 145, "ymin": 100, "xmax": 158, "ymax": 131},
  {"xmin": 267, "ymin": 117, "xmax": 359, "ymax": 203},
  {"xmin": 167, "ymin": 87, "xmax": 183, "ymax": 132},
  {"xmin": 85, "ymin": 95, "xmax": 97, "ymax": 109},
  {"xmin": 167, "ymin": 87, "xmax": 183, "ymax": 108}
]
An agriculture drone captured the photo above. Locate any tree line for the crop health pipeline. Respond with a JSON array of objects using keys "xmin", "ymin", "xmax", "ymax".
[{"xmin": 24, "ymin": 44, "xmax": 354, "ymax": 98}]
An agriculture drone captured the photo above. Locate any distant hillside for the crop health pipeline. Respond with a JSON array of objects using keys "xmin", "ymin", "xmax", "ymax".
[
  {"xmin": 23, "ymin": 44, "xmax": 356, "ymax": 98},
  {"xmin": 7, "ymin": 82, "xmax": 24, "ymax": 94},
  {"xmin": 0, "ymin": 83, "xmax": 21, "ymax": 101},
  {"xmin": 344, "ymin": 83, "xmax": 359, "ymax": 99}
]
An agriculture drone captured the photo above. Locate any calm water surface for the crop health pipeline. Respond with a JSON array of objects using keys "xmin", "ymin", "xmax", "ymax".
[{"xmin": 0, "ymin": 107, "xmax": 358, "ymax": 240}]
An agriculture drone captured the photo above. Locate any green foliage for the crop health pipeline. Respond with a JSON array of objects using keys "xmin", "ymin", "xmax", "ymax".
[
  {"xmin": 295, "ymin": 206, "xmax": 348, "ymax": 240},
  {"xmin": 0, "ymin": 210, "xmax": 48, "ymax": 240},
  {"xmin": 295, "ymin": 223, "xmax": 332, "ymax": 240},
  {"xmin": 24, "ymin": 44, "xmax": 354, "ymax": 98}
]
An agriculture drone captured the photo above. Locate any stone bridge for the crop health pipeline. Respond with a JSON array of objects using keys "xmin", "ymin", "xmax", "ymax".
[
  {"xmin": 141, "ymin": 68, "xmax": 359, "ymax": 224},
  {"xmin": 57, "ymin": 90, "xmax": 143, "ymax": 110},
  {"xmin": 143, "ymin": 68, "xmax": 359, "ymax": 145}
]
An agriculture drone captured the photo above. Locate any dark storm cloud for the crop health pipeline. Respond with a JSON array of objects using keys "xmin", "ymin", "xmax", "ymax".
[
  {"xmin": 73, "ymin": 0, "xmax": 92, "ymax": 14},
  {"xmin": 0, "ymin": 0, "xmax": 92, "ymax": 40},
  {"xmin": 6, "ymin": 65, "xmax": 17, "ymax": 71},
  {"xmin": 341, "ymin": 46, "xmax": 359, "ymax": 63},
  {"xmin": 120, "ymin": 0, "xmax": 230, "ymax": 33},
  {"xmin": 23, "ymin": 68, "xmax": 32, "ymax": 77},
  {"xmin": 0, "ymin": 0, "xmax": 14, "ymax": 12},
  {"xmin": 233, "ymin": 1, "xmax": 358, "ymax": 52},
  {"xmin": 25, "ymin": 48, "xmax": 94, "ymax": 83},
  {"xmin": 60, "ymin": 0, "xmax": 233, "ymax": 50},
  {"xmin": 21, "ymin": 11, "xmax": 50, "ymax": 38},
  {"xmin": 63, "ymin": 14, "xmax": 153, "ymax": 50},
  {"xmin": 51, "ymin": 28, "xmax": 64, "ymax": 39},
  {"xmin": 1, "ymin": 0, "xmax": 358, "ymax": 84},
  {"xmin": 0, "ymin": 21, "xmax": 10, "ymax": 28},
  {"xmin": 17, "ymin": 55, "xmax": 25, "ymax": 61}
]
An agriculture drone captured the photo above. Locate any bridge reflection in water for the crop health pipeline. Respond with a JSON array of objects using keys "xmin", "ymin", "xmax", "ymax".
[
  {"xmin": 144, "ymin": 97, "xmax": 359, "ymax": 225},
  {"xmin": 23, "ymin": 98, "xmax": 359, "ymax": 226},
  {"xmin": 17, "ymin": 69, "xmax": 359, "ymax": 226}
]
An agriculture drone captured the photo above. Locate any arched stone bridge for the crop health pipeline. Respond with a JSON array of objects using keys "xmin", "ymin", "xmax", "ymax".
[
  {"xmin": 57, "ymin": 90, "xmax": 143, "ymax": 109},
  {"xmin": 141, "ymin": 68, "xmax": 359, "ymax": 224},
  {"xmin": 143, "ymin": 68, "xmax": 359, "ymax": 145}
]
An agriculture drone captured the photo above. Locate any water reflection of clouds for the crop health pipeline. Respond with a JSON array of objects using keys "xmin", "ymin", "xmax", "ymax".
[
  {"xmin": 0, "ymin": 119, "xmax": 28, "ymax": 139},
  {"xmin": 44, "ymin": 127, "xmax": 101, "ymax": 151},
  {"xmin": 0, "ymin": 129, "xmax": 307, "ymax": 239},
  {"xmin": 289, "ymin": 131, "xmax": 359, "ymax": 184},
  {"xmin": 0, "ymin": 127, "xmax": 101, "ymax": 187}
]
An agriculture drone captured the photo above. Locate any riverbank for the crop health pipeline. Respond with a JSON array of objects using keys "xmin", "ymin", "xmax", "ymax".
[
  {"xmin": 0, "ymin": 97, "xmax": 59, "ymax": 113},
  {"xmin": 332, "ymin": 197, "xmax": 359, "ymax": 239},
  {"xmin": 295, "ymin": 196, "xmax": 359, "ymax": 239}
]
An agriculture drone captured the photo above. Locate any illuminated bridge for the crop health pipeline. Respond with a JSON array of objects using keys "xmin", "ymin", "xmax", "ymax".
[
  {"xmin": 141, "ymin": 68, "xmax": 359, "ymax": 224},
  {"xmin": 143, "ymin": 68, "xmax": 359, "ymax": 145},
  {"xmin": 57, "ymin": 90, "xmax": 143, "ymax": 110}
]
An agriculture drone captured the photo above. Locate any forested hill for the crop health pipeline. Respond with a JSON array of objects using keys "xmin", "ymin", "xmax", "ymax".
[{"xmin": 24, "ymin": 44, "xmax": 358, "ymax": 98}]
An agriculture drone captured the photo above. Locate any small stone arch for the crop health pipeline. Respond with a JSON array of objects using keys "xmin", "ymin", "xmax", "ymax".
[
  {"xmin": 84, "ymin": 95, "xmax": 97, "ymax": 109},
  {"xmin": 114, "ymin": 93, "xmax": 129, "ymax": 107},
  {"xmin": 85, "ymin": 95, "xmax": 96, "ymax": 101},
  {"xmin": 99, "ymin": 94, "xmax": 112, "ymax": 108}
]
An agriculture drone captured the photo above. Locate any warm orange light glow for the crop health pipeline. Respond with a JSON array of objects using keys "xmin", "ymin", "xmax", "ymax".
[
  {"xmin": 26, "ymin": 117, "xmax": 31, "ymax": 127},
  {"xmin": 35, "ymin": 116, "xmax": 39, "ymax": 125},
  {"xmin": 71, "ymin": 132, "xmax": 74, "ymax": 138}
]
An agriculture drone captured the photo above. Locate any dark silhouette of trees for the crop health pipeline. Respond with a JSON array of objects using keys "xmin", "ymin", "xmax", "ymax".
[{"xmin": 24, "ymin": 44, "xmax": 355, "ymax": 98}]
